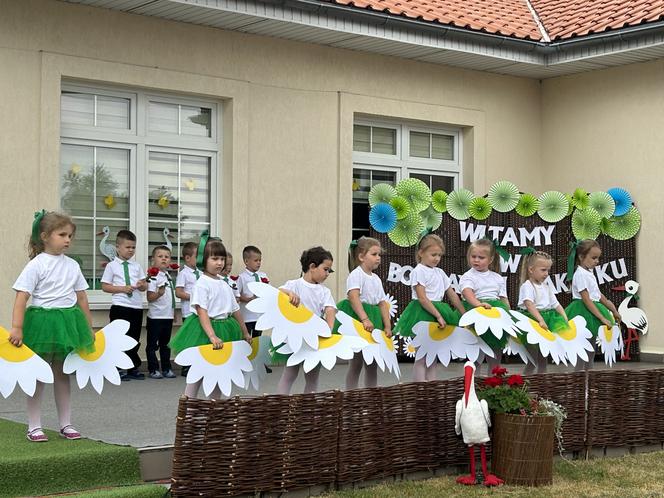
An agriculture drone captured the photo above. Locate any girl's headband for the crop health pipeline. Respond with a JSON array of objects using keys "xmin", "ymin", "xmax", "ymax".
[
  {"xmin": 31, "ymin": 209, "xmax": 47, "ymax": 244},
  {"xmin": 196, "ymin": 230, "xmax": 222, "ymax": 270},
  {"xmin": 566, "ymin": 239, "xmax": 581, "ymax": 282}
]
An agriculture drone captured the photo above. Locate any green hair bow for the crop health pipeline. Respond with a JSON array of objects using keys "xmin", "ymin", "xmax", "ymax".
[
  {"xmin": 491, "ymin": 239, "xmax": 509, "ymax": 262},
  {"xmin": 566, "ymin": 239, "xmax": 581, "ymax": 282},
  {"xmin": 196, "ymin": 230, "xmax": 222, "ymax": 270},
  {"xmin": 31, "ymin": 209, "xmax": 47, "ymax": 244}
]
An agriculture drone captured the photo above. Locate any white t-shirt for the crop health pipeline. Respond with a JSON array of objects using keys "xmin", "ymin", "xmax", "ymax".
[
  {"xmin": 222, "ymin": 276, "xmax": 241, "ymax": 300},
  {"xmin": 518, "ymin": 280, "xmax": 560, "ymax": 310},
  {"xmin": 459, "ymin": 268, "xmax": 507, "ymax": 301},
  {"xmin": 409, "ymin": 263, "xmax": 451, "ymax": 301},
  {"xmin": 147, "ymin": 270, "xmax": 175, "ymax": 319},
  {"xmin": 191, "ymin": 274, "xmax": 240, "ymax": 320},
  {"xmin": 175, "ymin": 265, "xmax": 199, "ymax": 317},
  {"xmin": 281, "ymin": 277, "xmax": 336, "ymax": 317},
  {"xmin": 13, "ymin": 253, "xmax": 88, "ymax": 308},
  {"xmin": 346, "ymin": 266, "xmax": 387, "ymax": 305},
  {"xmin": 237, "ymin": 268, "xmax": 269, "ymax": 322},
  {"xmin": 101, "ymin": 257, "xmax": 145, "ymax": 309},
  {"xmin": 572, "ymin": 266, "xmax": 601, "ymax": 301}
]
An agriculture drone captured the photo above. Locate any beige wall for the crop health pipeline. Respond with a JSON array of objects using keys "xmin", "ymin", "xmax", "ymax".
[{"xmin": 0, "ymin": 0, "xmax": 543, "ymax": 331}]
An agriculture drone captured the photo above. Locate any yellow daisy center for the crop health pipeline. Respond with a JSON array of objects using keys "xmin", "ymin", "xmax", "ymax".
[
  {"xmin": 428, "ymin": 323, "xmax": 456, "ymax": 341},
  {"xmin": 602, "ymin": 325, "xmax": 613, "ymax": 342},
  {"xmin": 530, "ymin": 319, "xmax": 556, "ymax": 341},
  {"xmin": 247, "ymin": 338, "xmax": 260, "ymax": 361},
  {"xmin": 477, "ymin": 307, "xmax": 500, "ymax": 319},
  {"xmin": 0, "ymin": 338, "xmax": 34, "ymax": 363},
  {"xmin": 381, "ymin": 332, "xmax": 395, "ymax": 351},
  {"xmin": 318, "ymin": 335, "xmax": 343, "ymax": 350},
  {"xmin": 79, "ymin": 331, "xmax": 105, "ymax": 361},
  {"xmin": 352, "ymin": 320, "xmax": 377, "ymax": 343},
  {"xmin": 407, "ymin": 343, "xmax": 416, "ymax": 353},
  {"xmin": 200, "ymin": 343, "xmax": 233, "ymax": 365},
  {"xmin": 277, "ymin": 292, "xmax": 313, "ymax": 323},
  {"xmin": 558, "ymin": 321, "xmax": 578, "ymax": 341}
]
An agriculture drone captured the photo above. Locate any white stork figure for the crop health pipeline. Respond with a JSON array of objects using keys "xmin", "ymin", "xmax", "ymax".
[
  {"xmin": 162, "ymin": 227, "xmax": 174, "ymax": 252},
  {"xmin": 612, "ymin": 280, "xmax": 648, "ymax": 361},
  {"xmin": 455, "ymin": 361, "xmax": 503, "ymax": 486},
  {"xmin": 96, "ymin": 226, "xmax": 116, "ymax": 263}
]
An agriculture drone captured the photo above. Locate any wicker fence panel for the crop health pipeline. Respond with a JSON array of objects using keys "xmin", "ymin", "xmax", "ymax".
[
  {"xmin": 428, "ymin": 378, "xmax": 472, "ymax": 466},
  {"xmin": 587, "ymin": 369, "xmax": 664, "ymax": 447}
]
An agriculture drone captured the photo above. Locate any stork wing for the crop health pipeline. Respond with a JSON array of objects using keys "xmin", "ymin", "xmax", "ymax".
[
  {"xmin": 455, "ymin": 400, "xmax": 463, "ymax": 435},
  {"xmin": 480, "ymin": 399, "xmax": 491, "ymax": 428}
]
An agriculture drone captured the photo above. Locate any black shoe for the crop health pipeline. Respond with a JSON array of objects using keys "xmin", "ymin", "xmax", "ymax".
[
  {"xmin": 127, "ymin": 369, "xmax": 145, "ymax": 380},
  {"xmin": 120, "ymin": 372, "xmax": 131, "ymax": 382},
  {"xmin": 265, "ymin": 366, "xmax": 273, "ymax": 374},
  {"xmin": 181, "ymin": 366, "xmax": 190, "ymax": 377}
]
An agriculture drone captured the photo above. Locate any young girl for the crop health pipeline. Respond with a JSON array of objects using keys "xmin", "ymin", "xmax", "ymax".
[
  {"xmin": 10, "ymin": 210, "xmax": 94, "ymax": 442},
  {"xmin": 169, "ymin": 237, "xmax": 251, "ymax": 398},
  {"xmin": 565, "ymin": 239, "xmax": 621, "ymax": 370},
  {"xmin": 275, "ymin": 246, "xmax": 337, "ymax": 395},
  {"xmin": 394, "ymin": 234, "xmax": 465, "ymax": 382},
  {"xmin": 336, "ymin": 237, "xmax": 392, "ymax": 389},
  {"xmin": 517, "ymin": 249, "xmax": 568, "ymax": 374},
  {"xmin": 459, "ymin": 238, "xmax": 510, "ymax": 372}
]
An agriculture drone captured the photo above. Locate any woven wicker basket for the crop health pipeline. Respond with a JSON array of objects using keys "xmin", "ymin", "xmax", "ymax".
[{"xmin": 491, "ymin": 413, "xmax": 555, "ymax": 486}]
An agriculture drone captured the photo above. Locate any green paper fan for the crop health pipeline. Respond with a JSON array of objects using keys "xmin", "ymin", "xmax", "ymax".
[
  {"xmin": 571, "ymin": 188, "xmax": 589, "ymax": 210},
  {"xmin": 390, "ymin": 196, "xmax": 411, "ymax": 220},
  {"xmin": 487, "ymin": 181, "xmax": 520, "ymax": 212},
  {"xmin": 446, "ymin": 189, "xmax": 475, "ymax": 220},
  {"xmin": 600, "ymin": 217, "xmax": 612, "ymax": 235},
  {"xmin": 431, "ymin": 190, "xmax": 448, "ymax": 213},
  {"xmin": 396, "ymin": 178, "xmax": 432, "ymax": 212},
  {"xmin": 606, "ymin": 206, "xmax": 641, "ymax": 240},
  {"xmin": 468, "ymin": 197, "xmax": 492, "ymax": 220},
  {"xmin": 368, "ymin": 183, "xmax": 396, "ymax": 207},
  {"xmin": 572, "ymin": 207, "xmax": 602, "ymax": 240},
  {"xmin": 515, "ymin": 193, "xmax": 539, "ymax": 217},
  {"xmin": 588, "ymin": 191, "xmax": 616, "ymax": 219},
  {"xmin": 388, "ymin": 211, "xmax": 425, "ymax": 247},
  {"xmin": 537, "ymin": 191, "xmax": 569, "ymax": 223},
  {"xmin": 421, "ymin": 206, "xmax": 443, "ymax": 230},
  {"xmin": 565, "ymin": 193, "xmax": 574, "ymax": 216}
]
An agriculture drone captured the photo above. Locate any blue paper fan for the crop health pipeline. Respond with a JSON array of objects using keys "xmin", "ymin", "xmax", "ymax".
[
  {"xmin": 607, "ymin": 188, "xmax": 632, "ymax": 217},
  {"xmin": 369, "ymin": 203, "xmax": 397, "ymax": 233}
]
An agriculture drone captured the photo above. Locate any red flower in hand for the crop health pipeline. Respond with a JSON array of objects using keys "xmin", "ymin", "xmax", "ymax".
[
  {"xmin": 229, "ymin": 275, "xmax": 239, "ymax": 281},
  {"xmin": 261, "ymin": 277, "xmax": 270, "ymax": 284},
  {"xmin": 491, "ymin": 366, "xmax": 508, "ymax": 376},
  {"xmin": 484, "ymin": 376, "xmax": 503, "ymax": 387},
  {"xmin": 507, "ymin": 374, "xmax": 524, "ymax": 386},
  {"xmin": 169, "ymin": 263, "xmax": 180, "ymax": 270},
  {"xmin": 147, "ymin": 267, "xmax": 160, "ymax": 277}
]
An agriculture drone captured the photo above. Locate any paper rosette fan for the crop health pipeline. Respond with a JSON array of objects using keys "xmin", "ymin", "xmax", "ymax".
[
  {"xmin": 607, "ymin": 187, "xmax": 633, "ymax": 217},
  {"xmin": 431, "ymin": 190, "xmax": 448, "ymax": 213},
  {"xmin": 487, "ymin": 181, "xmax": 520, "ymax": 212},
  {"xmin": 468, "ymin": 197, "xmax": 492, "ymax": 221},
  {"xmin": 368, "ymin": 183, "xmax": 396, "ymax": 207},
  {"xmin": 537, "ymin": 191, "xmax": 569, "ymax": 223},
  {"xmin": 571, "ymin": 188, "xmax": 589, "ymax": 210},
  {"xmin": 515, "ymin": 193, "xmax": 539, "ymax": 217},
  {"xmin": 420, "ymin": 206, "xmax": 443, "ymax": 230},
  {"xmin": 606, "ymin": 206, "xmax": 641, "ymax": 240},
  {"xmin": 572, "ymin": 207, "xmax": 602, "ymax": 240},
  {"xmin": 588, "ymin": 191, "xmax": 615, "ymax": 218},
  {"xmin": 369, "ymin": 203, "xmax": 397, "ymax": 233},
  {"xmin": 396, "ymin": 178, "xmax": 431, "ymax": 212},
  {"xmin": 389, "ymin": 196, "xmax": 411, "ymax": 220},
  {"xmin": 565, "ymin": 193, "xmax": 574, "ymax": 215},
  {"xmin": 388, "ymin": 211, "xmax": 425, "ymax": 247},
  {"xmin": 446, "ymin": 189, "xmax": 475, "ymax": 220}
]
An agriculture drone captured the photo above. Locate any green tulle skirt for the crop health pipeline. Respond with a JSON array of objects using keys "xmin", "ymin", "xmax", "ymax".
[
  {"xmin": 332, "ymin": 300, "xmax": 384, "ymax": 333},
  {"xmin": 565, "ymin": 299, "xmax": 614, "ymax": 338},
  {"xmin": 461, "ymin": 299, "xmax": 511, "ymax": 350},
  {"xmin": 520, "ymin": 308, "xmax": 570, "ymax": 333},
  {"xmin": 394, "ymin": 300, "xmax": 461, "ymax": 338},
  {"xmin": 169, "ymin": 315, "xmax": 243, "ymax": 354},
  {"xmin": 23, "ymin": 306, "xmax": 94, "ymax": 361}
]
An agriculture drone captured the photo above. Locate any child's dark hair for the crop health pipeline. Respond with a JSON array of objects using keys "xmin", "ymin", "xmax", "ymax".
[
  {"xmin": 182, "ymin": 241, "xmax": 197, "ymax": 258},
  {"xmin": 29, "ymin": 211, "xmax": 76, "ymax": 259},
  {"xmin": 116, "ymin": 230, "xmax": 136, "ymax": 244},
  {"xmin": 518, "ymin": 250, "xmax": 553, "ymax": 284},
  {"xmin": 348, "ymin": 236, "xmax": 381, "ymax": 272},
  {"xmin": 575, "ymin": 239, "xmax": 600, "ymax": 267},
  {"xmin": 243, "ymin": 245, "xmax": 261, "ymax": 260},
  {"xmin": 300, "ymin": 246, "xmax": 333, "ymax": 273},
  {"xmin": 416, "ymin": 234, "xmax": 445, "ymax": 264},
  {"xmin": 151, "ymin": 245, "xmax": 171, "ymax": 257},
  {"xmin": 466, "ymin": 238, "xmax": 501, "ymax": 273},
  {"xmin": 202, "ymin": 239, "xmax": 227, "ymax": 272}
]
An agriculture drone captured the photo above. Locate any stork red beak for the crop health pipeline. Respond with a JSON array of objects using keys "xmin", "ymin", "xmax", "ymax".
[
  {"xmin": 612, "ymin": 285, "xmax": 625, "ymax": 291},
  {"xmin": 96, "ymin": 231, "xmax": 104, "ymax": 236},
  {"xmin": 463, "ymin": 364, "xmax": 474, "ymax": 408}
]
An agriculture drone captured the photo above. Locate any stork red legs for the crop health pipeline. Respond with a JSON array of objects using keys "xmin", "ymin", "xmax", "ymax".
[{"xmin": 456, "ymin": 445, "xmax": 504, "ymax": 486}]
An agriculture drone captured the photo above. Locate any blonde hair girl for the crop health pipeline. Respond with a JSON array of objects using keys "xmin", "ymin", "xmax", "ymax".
[
  {"xmin": 334, "ymin": 237, "xmax": 392, "ymax": 389},
  {"xmin": 10, "ymin": 210, "xmax": 94, "ymax": 442},
  {"xmin": 564, "ymin": 239, "xmax": 620, "ymax": 371},
  {"xmin": 394, "ymin": 234, "xmax": 466, "ymax": 382}
]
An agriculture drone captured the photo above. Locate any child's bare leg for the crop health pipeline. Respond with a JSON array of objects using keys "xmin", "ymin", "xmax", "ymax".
[
  {"xmin": 364, "ymin": 361, "xmax": 378, "ymax": 388},
  {"xmin": 52, "ymin": 361, "xmax": 72, "ymax": 429},
  {"xmin": 277, "ymin": 365, "xmax": 300, "ymax": 395},
  {"xmin": 413, "ymin": 357, "xmax": 427, "ymax": 382},
  {"xmin": 303, "ymin": 366, "xmax": 320, "ymax": 393},
  {"xmin": 345, "ymin": 354, "xmax": 364, "ymax": 390},
  {"xmin": 576, "ymin": 350, "xmax": 595, "ymax": 371},
  {"xmin": 486, "ymin": 349, "xmax": 502, "ymax": 375},
  {"xmin": 27, "ymin": 381, "xmax": 45, "ymax": 431},
  {"xmin": 425, "ymin": 363, "xmax": 438, "ymax": 381},
  {"xmin": 184, "ymin": 380, "xmax": 201, "ymax": 398}
]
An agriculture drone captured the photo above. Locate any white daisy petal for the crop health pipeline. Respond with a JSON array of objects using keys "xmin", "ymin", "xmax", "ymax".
[
  {"xmin": 0, "ymin": 326, "xmax": 54, "ymax": 398},
  {"xmin": 243, "ymin": 336, "xmax": 272, "ymax": 391},
  {"xmin": 182, "ymin": 341, "xmax": 253, "ymax": 397},
  {"xmin": 596, "ymin": 324, "xmax": 622, "ymax": 367},
  {"xmin": 412, "ymin": 321, "xmax": 482, "ymax": 367}
]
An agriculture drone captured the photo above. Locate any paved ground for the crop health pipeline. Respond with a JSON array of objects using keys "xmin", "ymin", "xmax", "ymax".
[{"xmin": 0, "ymin": 360, "xmax": 661, "ymax": 449}]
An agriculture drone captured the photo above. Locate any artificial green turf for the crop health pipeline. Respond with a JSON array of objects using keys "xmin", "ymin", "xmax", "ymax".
[
  {"xmin": 51, "ymin": 484, "xmax": 168, "ymax": 497},
  {"xmin": 0, "ymin": 418, "xmax": 142, "ymax": 497}
]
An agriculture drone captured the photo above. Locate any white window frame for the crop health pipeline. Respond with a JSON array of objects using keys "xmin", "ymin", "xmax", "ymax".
[{"xmin": 60, "ymin": 82, "xmax": 221, "ymax": 308}]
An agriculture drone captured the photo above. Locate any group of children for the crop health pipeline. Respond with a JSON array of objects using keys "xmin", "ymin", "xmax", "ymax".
[{"xmin": 8, "ymin": 209, "xmax": 621, "ymax": 442}]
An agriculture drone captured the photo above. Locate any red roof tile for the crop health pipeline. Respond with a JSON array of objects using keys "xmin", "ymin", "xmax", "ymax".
[{"xmin": 325, "ymin": 0, "xmax": 664, "ymax": 41}]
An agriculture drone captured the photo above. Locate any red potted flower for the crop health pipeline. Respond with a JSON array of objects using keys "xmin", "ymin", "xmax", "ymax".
[{"xmin": 146, "ymin": 266, "xmax": 160, "ymax": 282}]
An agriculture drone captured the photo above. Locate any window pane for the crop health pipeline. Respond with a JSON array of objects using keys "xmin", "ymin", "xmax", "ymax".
[
  {"xmin": 372, "ymin": 127, "xmax": 396, "ymax": 155},
  {"xmin": 97, "ymin": 95, "xmax": 130, "ymax": 129},
  {"xmin": 352, "ymin": 168, "xmax": 371, "ymax": 202},
  {"xmin": 410, "ymin": 131, "xmax": 430, "ymax": 158},
  {"xmin": 373, "ymin": 170, "xmax": 397, "ymax": 185},
  {"xmin": 61, "ymin": 92, "xmax": 94, "ymax": 127},
  {"xmin": 181, "ymin": 106, "xmax": 211, "ymax": 137},
  {"xmin": 95, "ymin": 147, "xmax": 130, "ymax": 219},
  {"xmin": 179, "ymin": 155, "xmax": 210, "ymax": 223},
  {"xmin": 148, "ymin": 221, "xmax": 178, "ymax": 263},
  {"xmin": 432, "ymin": 134, "xmax": 454, "ymax": 160},
  {"xmin": 61, "ymin": 144, "xmax": 95, "ymax": 217},
  {"xmin": 148, "ymin": 151, "xmax": 179, "ymax": 221},
  {"xmin": 353, "ymin": 125, "xmax": 371, "ymax": 152},
  {"xmin": 431, "ymin": 174, "xmax": 455, "ymax": 193},
  {"xmin": 148, "ymin": 101, "xmax": 179, "ymax": 134}
]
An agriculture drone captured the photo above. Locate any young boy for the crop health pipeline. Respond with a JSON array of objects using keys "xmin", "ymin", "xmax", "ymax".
[
  {"xmin": 237, "ymin": 245, "xmax": 269, "ymax": 339},
  {"xmin": 146, "ymin": 245, "xmax": 176, "ymax": 379},
  {"xmin": 101, "ymin": 230, "xmax": 147, "ymax": 381},
  {"xmin": 221, "ymin": 252, "xmax": 240, "ymax": 302},
  {"xmin": 175, "ymin": 242, "xmax": 199, "ymax": 377}
]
